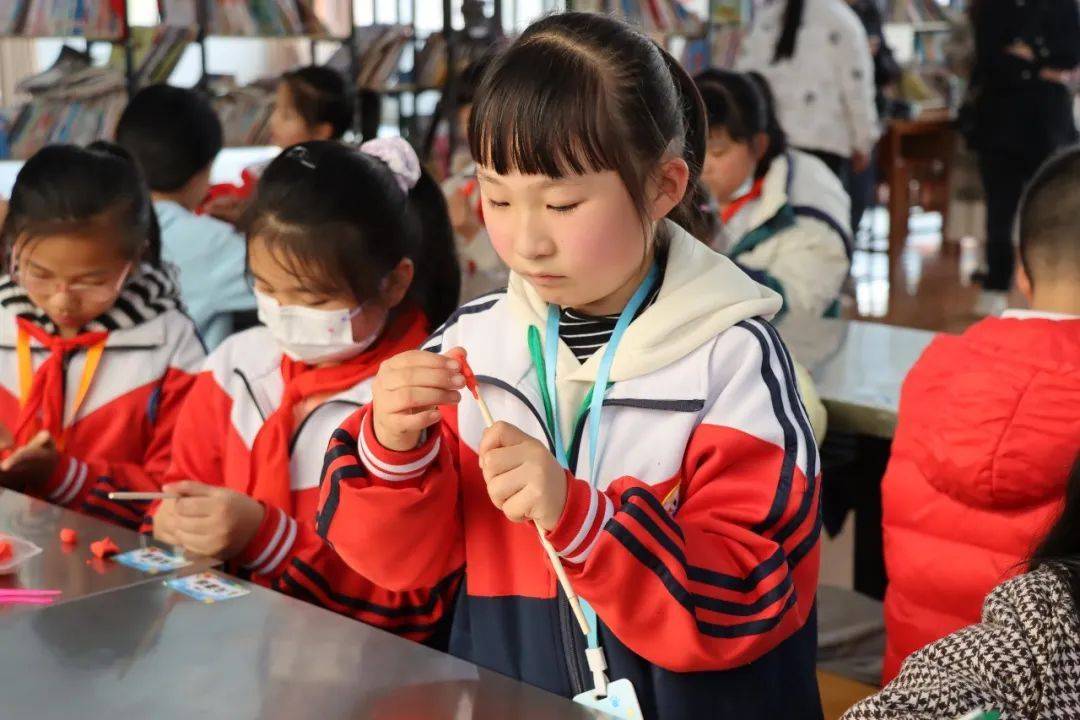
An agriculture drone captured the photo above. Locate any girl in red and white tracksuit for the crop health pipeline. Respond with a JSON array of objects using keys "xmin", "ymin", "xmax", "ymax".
[
  {"xmin": 316, "ymin": 15, "xmax": 822, "ymax": 720},
  {"xmin": 150, "ymin": 139, "xmax": 462, "ymax": 641},
  {"xmin": 0, "ymin": 142, "xmax": 204, "ymax": 529}
]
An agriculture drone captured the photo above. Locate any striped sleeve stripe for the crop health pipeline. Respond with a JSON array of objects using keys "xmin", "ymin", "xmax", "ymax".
[
  {"xmin": 357, "ymin": 410, "xmax": 440, "ymax": 482},
  {"xmin": 51, "ymin": 459, "xmax": 88, "ymax": 506},
  {"xmin": 258, "ymin": 515, "xmax": 299, "ymax": 576},
  {"xmin": 287, "ymin": 559, "xmax": 461, "ymax": 618},
  {"xmin": 754, "ymin": 319, "xmax": 821, "ymax": 548},
  {"xmin": 562, "ymin": 492, "xmax": 614, "ymax": 565},
  {"xmin": 243, "ymin": 508, "xmax": 295, "ymax": 575},
  {"xmin": 607, "ymin": 519, "xmax": 798, "ymax": 639},
  {"xmin": 737, "ymin": 321, "xmax": 802, "ymax": 536},
  {"xmin": 618, "ymin": 489, "xmax": 799, "ymax": 617}
]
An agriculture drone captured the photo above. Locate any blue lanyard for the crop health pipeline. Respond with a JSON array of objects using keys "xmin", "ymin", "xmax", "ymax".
[{"xmin": 540, "ymin": 264, "xmax": 659, "ymax": 649}]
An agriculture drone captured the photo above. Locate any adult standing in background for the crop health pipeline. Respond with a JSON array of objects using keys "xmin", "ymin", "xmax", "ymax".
[
  {"xmin": 966, "ymin": 0, "xmax": 1079, "ymax": 304},
  {"xmin": 738, "ymin": 0, "xmax": 879, "ymax": 197},
  {"xmin": 846, "ymin": 0, "xmax": 901, "ymax": 234}
]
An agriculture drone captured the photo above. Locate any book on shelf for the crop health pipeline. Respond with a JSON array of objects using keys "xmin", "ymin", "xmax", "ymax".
[
  {"xmin": 584, "ymin": 0, "xmax": 704, "ymax": 37},
  {"xmin": 709, "ymin": 25, "xmax": 745, "ymax": 70},
  {"xmin": 207, "ymin": 76, "xmax": 276, "ymax": 146},
  {"xmin": 159, "ymin": 0, "xmax": 328, "ymax": 36},
  {"xmin": 711, "ymin": 0, "xmax": 743, "ymax": 25},
  {"xmin": 110, "ymin": 25, "xmax": 196, "ymax": 87},
  {"xmin": 16, "ymin": 0, "xmax": 125, "ymax": 38},
  {"xmin": 888, "ymin": 0, "xmax": 950, "ymax": 26},
  {"xmin": 1, "ymin": 0, "xmax": 29, "ymax": 34},
  {"xmin": 324, "ymin": 25, "xmax": 413, "ymax": 91}
]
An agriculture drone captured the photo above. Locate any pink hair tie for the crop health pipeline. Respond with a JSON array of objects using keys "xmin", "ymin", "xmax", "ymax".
[{"xmin": 360, "ymin": 137, "xmax": 422, "ymax": 194}]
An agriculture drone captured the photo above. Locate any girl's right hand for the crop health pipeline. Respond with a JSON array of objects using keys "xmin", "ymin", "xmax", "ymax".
[{"xmin": 372, "ymin": 350, "xmax": 466, "ymax": 452}]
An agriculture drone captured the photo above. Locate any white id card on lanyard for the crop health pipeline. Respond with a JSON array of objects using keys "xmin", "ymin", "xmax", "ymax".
[{"xmin": 537, "ymin": 264, "xmax": 659, "ymax": 718}]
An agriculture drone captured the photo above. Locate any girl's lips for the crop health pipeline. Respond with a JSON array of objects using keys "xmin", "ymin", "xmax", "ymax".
[{"xmin": 525, "ymin": 273, "xmax": 566, "ymax": 286}]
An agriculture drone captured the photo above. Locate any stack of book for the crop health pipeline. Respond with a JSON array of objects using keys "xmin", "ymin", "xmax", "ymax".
[{"xmin": 5, "ymin": 67, "xmax": 126, "ymax": 159}]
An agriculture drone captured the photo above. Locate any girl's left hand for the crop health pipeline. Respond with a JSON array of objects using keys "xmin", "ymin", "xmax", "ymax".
[
  {"xmin": 479, "ymin": 422, "xmax": 568, "ymax": 531},
  {"xmin": 0, "ymin": 430, "xmax": 59, "ymax": 488},
  {"xmin": 164, "ymin": 480, "xmax": 266, "ymax": 560}
]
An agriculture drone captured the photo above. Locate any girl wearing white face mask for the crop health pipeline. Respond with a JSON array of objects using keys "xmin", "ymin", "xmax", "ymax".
[{"xmin": 148, "ymin": 139, "xmax": 462, "ymax": 642}]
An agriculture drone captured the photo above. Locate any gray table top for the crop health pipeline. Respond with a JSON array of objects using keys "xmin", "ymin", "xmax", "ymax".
[
  {"xmin": 0, "ymin": 577, "xmax": 606, "ymax": 720},
  {"xmin": 778, "ymin": 318, "xmax": 938, "ymax": 438},
  {"xmin": 0, "ymin": 489, "xmax": 214, "ymax": 609}
]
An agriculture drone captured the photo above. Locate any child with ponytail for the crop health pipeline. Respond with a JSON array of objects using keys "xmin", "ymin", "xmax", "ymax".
[{"xmin": 150, "ymin": 139, "xmax": 461, "ymax": 641}]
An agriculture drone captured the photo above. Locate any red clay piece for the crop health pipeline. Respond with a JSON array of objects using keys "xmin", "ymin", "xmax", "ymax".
[
  {"xmin": 59, "ymin": 528, "xmax": 78, "ymax": 544},
  {"xmin": 90, "ymin": 537, "xmax": 119, "ymax": 559},
  {"xmin": 0, "ymin": 540, "xmax": 11, "ymax": 562},
  {"xmin": 447, "ymin": 349, "xmax": 479, "ymax": 397}
]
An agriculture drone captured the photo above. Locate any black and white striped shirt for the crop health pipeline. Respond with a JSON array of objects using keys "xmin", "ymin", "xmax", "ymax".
[{"xmin": 558, "ymin": 281, "xmax": 662, "ymax": 363}]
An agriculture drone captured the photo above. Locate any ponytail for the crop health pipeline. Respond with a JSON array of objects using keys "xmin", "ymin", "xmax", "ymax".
[
  {"xmin": 657, "ymin": 45, "xmax": 710, "ymax": 240},
  {"xmin": 405, "ymin": 170, "xmax": 461, "ymax": 329},
  {"xmin": 773, "ymin": 0, "xmax": 805, "ymax": 63}
]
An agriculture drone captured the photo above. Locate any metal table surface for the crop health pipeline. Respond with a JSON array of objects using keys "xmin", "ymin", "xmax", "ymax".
[
  {"xmin": 0, "ymin": 489, "xmax": 214, "ymax": 608},
  {"xmin": 778, "ymin": 318, "xmax": 938, "ymax": 438},
  {"xmin": 0, "ymin": 578, "xmax": 606, "ymax": 720}
]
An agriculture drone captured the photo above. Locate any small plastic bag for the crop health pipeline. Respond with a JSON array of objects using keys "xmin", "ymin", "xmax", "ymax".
[{"xmin": 0, "ymin": 533, "xmax": 43, "ymax": 574}]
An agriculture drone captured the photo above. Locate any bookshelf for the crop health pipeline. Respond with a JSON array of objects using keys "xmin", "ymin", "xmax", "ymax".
[{"xmin": 0, "ymin": 0, "xmax": 469, "ymax": 158}]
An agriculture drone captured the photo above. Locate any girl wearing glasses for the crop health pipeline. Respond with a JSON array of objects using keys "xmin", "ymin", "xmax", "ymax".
[{"xmin": 0, "ymin": 142, "xmax": 204, "ymax": 528}]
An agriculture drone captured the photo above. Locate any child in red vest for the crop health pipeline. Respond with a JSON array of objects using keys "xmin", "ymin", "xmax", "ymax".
[{"xmin": 881, "ymin": 145, "xmax": 1080, "ymax": 682}]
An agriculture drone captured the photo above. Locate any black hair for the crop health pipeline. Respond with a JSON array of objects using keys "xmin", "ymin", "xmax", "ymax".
[
  {"xmin": 456, "ymin": 46, "xmax": 501, "ymax": 107},
  {"xmin": 468, "ymin": 12, "xmax": 708, "ymax": 245},
  {"xmin": 115, "ymin": 84, "xmax": 223, "ymax": 193},
  {"xmin": 694, "ymin": 69, "xmax": 787, "ymax": 180},
  {"xmin": 280, "ymin": 66, "xmax": 355, "ymax": 139},
  {"xmin": 774, "ymin": 0, "xmax": 806, "ymax": 63},
  {"xmin": 246, "ymin": 141, "xmax": 460, "ymax": 330},
  {"xmin": 1030, "ymin": 454, "xmax": 1080, "ymax": 608},
  {"xmin": 357, "ymin": 89, "xmax": 381, "ymax": 142},
  {"xmin": 0, "ymin": 142, "xmax": 162, "ymax": 270},
  {"xmin": 1016, "ymin": 143, "xmax": 1080, "ymax": 289}
]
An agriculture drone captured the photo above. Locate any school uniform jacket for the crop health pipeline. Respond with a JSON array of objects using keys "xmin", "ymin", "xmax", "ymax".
[
  {"xmin": 317, "ymin": 223, "xmax": 824, "ymax": 719},
  {"xmin": 720, "ymin": 150, "xmax": 852, "ymax": 321},
  {"xmin": 159, "ymin": 319, "xmax": 459, "ymax": 641},
  {"xmin": 0, "ymin": 265, "xmax": 204, "ymax": 529}
]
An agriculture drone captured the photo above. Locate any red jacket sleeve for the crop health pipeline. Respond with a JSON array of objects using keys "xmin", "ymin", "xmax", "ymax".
[
  {"xmin": 40, "ymin": 365, "xmax": 199, "ymax": 530},
  {"xmin": 237, "ymin": 504, "xmax": 461, "ymax": 641},
  {"xmin": 315, "ymin": 405, "xmax": 466, "ymax": 592},
  {"xmin": 545, "ymin": 320, "xmax": 821, "ymax": 672}
]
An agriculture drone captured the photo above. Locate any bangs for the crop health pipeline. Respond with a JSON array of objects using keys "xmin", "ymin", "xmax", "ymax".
[
  {"xmin": 248, "ymin": 215, "xmax": 358, "ymax": 298},
  {"xmin": 469, "ymin": 37, "xmax": 627, "ymax": 179}
]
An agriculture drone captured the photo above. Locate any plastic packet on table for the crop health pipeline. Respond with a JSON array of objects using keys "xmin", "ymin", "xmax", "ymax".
[{"xmin": 0, "ymin": 533, "xmax": 43, "ymax": 574}]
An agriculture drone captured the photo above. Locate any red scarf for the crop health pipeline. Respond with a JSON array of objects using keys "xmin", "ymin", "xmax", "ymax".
[
  {"xmin": 247, "ymin": 307, "xmax": 430, "ymax": 514},
  {"xmin": 13, "ymin": 318, "xmax": 108, "ymax": 449},
  {"xmin": 720, "ymin": 176, "xmax": 766, "ymax": 224}
]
